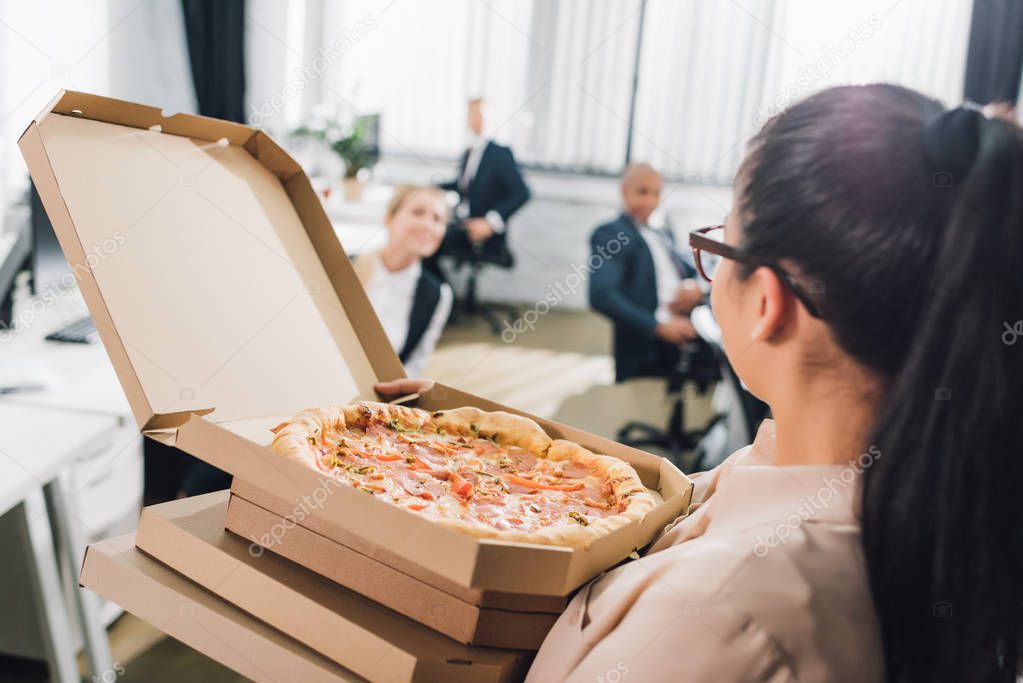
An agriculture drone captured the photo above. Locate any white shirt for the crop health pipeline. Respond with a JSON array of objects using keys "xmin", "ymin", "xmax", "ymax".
[
  {"xmin": 458, "ymin": 134, "xmax": 489, "ymax": 192},
  {"xmin": 360, "ymin": 255, "xmax": 453, "ymax": 378},
  {"xmin": 637, "ymin": 222, "xmax": 682, "ymax": 324},
  {"xmin": 456, "ymin": 135, "xmax": 505, "ymax": 232}
]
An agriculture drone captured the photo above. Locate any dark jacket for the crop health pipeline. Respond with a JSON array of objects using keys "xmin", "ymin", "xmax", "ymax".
[
  {"xmin": 441, "ymin": 140, "xmax": 531, "ymax": 238},
  {"xmin": 588, "ymin": 212, "xmax": 695, "ymax": 382}
]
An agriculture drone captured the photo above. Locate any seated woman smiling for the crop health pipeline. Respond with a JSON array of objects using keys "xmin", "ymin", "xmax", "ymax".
[
  {"xmin": 355, "ymin": 185, "xmax": 452, "ymax": 378},
  {"xmin": 380, "ymin": 84, "xmax": 1023, "ymax": 682}
]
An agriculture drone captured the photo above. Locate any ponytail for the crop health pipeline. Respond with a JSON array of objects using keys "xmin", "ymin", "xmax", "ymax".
[
  {"xmin": 739, "ymin": 85, "xmax": 1023, "ymax": 681},
  {"xmin": 861, "ymin": 109, "xmax": 1023, "ymax": 681}
]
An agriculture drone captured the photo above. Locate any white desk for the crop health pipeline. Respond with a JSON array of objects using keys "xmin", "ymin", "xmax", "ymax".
[
  {"xmin": 0, "ymin": 291, "xmax": 137, "ymax": 680},
  {"xmin": 1, "ymin": 291, "xmax": 130, "ymax": 418},
  {"xmin": 0, "ymin": 402, "xmax": 116, "ymax": 682}
]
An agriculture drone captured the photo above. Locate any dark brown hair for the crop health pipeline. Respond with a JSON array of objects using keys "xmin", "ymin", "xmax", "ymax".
[{"xmin": 737, "ymin": 84, "xmax": 1023, "ymax": 682}]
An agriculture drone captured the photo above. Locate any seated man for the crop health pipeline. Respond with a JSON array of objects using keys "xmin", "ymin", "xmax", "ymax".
[
  {"xmin": 431, "ymin": 98, "xmax": 530, "ymax": 268},
  {"xmin": 589, "ymin": 163, "xmax": 704, "ymax": 382}
]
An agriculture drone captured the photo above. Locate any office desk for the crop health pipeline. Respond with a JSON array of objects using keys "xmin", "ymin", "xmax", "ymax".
[
  {"xmin": 0, "ymin": 402, "xmax": 116, "ymax": 682},
  {"xmin": 1, "ymin": 292, "xmax": 130, "ymax": 418},
  {"xmin": 0, "ymin": 291, "xmax": 138, "ymax": 678}
]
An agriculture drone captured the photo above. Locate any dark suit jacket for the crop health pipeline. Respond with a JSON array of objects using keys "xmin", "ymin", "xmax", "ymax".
[
  {"xmin": 441, "ymin": 141, "xmax": 530, "ymax": 247},
  {"xmin": 588, "ymin": 212, "xmax": 696, "ymax": 382}
]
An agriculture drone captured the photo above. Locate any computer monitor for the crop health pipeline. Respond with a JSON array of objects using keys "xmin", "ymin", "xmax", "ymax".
[
  {"xmin": 24, "ymin": 180, "xmax": 96, "ymax": 343},
  {"xmin": 30, "ymin": 180, "xmax": 72, "ymax": 295},
  {"xmin": 359, "ymin": 113, "xmax": 381, "ymax": 164},
  {"xmin": 0, "ymin": 194, "xmax": 32, "ymax": 327}
]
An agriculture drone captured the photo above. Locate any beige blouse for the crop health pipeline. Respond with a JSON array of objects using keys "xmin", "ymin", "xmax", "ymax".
[{"xmin": 526, "ymin": 420, "xmax": 883, "ymax": 682}]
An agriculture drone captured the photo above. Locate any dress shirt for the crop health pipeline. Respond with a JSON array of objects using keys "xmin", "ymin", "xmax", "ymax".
[
  {"xmin": 456, "ymin": 134, "xmax": 505, "ymax": 232},
  {"xmin": 358, "ymin": 251, "xmax": 452, "ymax": 377},
  {"xmin": 637, "ymin": 222, "xmax": 684, "ymax": 324},
  {"xmin": 526, "ymin": 419, "xmax": 882, "ymax": 683}
]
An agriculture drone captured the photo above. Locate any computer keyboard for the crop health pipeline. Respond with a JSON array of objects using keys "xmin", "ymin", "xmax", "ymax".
[{"xmin": 45, "ymin": 315, "xmax": 97, "ymax": 343}]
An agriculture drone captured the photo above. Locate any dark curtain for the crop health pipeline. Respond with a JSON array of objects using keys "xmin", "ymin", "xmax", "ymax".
[
  {"xmin": 144, "ymin": 0, "xmax": 247, "ymax": 502},
  {"xmin": 180, "ymin": 0, "xmax": 246, "ymax": 122},
  {"xmin": 963, "ymin": 0, "xmax": 1023, "ymax": 105}
]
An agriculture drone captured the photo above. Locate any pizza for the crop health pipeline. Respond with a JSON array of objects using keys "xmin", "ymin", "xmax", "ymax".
[{"xmin": 269, "ymin": 401, "xmax": 658, "ymax": 548}]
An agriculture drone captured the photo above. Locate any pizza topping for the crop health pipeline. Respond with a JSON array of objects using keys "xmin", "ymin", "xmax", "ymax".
[
  {"xmin": 560, "ymin": 461, "xmax": 591, "ymax": 479},
  {"xmin": 277, "ymin": 404, "xmax": 648, "ymax": 540},
  {"xmin": 447, "ymin": 471, "xmax": 474, "ymax": 499},
  {"xmin": 567, "ymin": 511, "xmax": 589, "ymax": 526},
  {"xmin": 503, "ymin": 473, "xmax": 585, "ymax": 492},
  {"xmin": 509, "ymin": 452, "xmax": 537, "ymax": 471}
]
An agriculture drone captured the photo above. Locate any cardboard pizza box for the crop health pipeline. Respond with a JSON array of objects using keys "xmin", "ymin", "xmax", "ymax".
[
  {"xmin": 222, "ymin": 484, "xmax": 562, "ymax": 648},
  {"xmin": 80, "ymin": 533, "xmax": 362, "ymax": 683},
  {"xmin": 19, "ymin": 90, "xmax": 694, "ymax": 597},
  {"xmin": 130, "ymin": 492, "xmax": 532, "ymax": 680}
]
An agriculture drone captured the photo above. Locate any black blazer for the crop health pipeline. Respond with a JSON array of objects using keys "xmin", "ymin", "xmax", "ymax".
[
  {"xmin": 441, "ymin": 141, "xmax": 531, "ymax": 232},
  {"xmin": 398, "ymin": 268, "xmax": 443, "ymax": 363},
  {"xmin": 588, "ymin": 212, "xmax": 696, "ymax": 382}
]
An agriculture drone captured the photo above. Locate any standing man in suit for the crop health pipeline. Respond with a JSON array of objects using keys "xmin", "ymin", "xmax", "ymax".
[
  {"xmin": 430, "ymin": 98, "xmax": 531, "ymax": 270},
  {"xmin": 589, "ymin": 163, "xmax": 704, "ymax": 382}
]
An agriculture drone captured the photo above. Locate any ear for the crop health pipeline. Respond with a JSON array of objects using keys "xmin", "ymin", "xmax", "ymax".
[{"xmin": 748, "ymin": 266, "xmax": 789, "ymax": 342}]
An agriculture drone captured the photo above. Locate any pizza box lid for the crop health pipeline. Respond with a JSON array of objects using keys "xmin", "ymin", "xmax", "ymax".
[
  {"xmin": 21, "ymin": 90, "xmax": 694, "ymax": 595},
  {"xmin": 19, "ymin": 89, "xmax": 396, "ymax": 431}
]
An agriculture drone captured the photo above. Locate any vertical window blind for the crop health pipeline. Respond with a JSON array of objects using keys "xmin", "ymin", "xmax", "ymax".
[{"xmin": 270, "ymin": 0, "xmax": 971, "ymax": 185}]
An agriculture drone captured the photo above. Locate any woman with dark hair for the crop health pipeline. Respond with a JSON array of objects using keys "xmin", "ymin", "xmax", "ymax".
[{"xmin": 378, "ymin": 83, "xmax": 1023, "ymax": 682}]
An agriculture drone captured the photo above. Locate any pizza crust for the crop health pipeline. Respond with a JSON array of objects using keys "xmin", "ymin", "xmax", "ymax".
[{"xmin": 270, "ymin": 401, "xmax": 658, "ymax": 549}]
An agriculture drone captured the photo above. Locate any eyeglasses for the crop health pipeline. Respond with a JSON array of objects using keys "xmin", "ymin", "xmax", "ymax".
[{"xmin": 688, "ymin": 225, "xmax": 823, "ymax": 318}]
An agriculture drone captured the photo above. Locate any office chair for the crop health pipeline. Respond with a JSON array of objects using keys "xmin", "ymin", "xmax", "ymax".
[
  {"xmin": 616, "ymin": 338, "xmax": 721, "ymax": 468},
  {"xmin": 449, "ymin": 240, "xmax": 519, "ymax": 335}
]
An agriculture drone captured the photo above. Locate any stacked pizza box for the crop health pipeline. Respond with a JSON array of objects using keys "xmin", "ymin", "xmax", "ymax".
[{"xmin": 21, "ymin": 91, "xmax": 694, "ymax": 683}]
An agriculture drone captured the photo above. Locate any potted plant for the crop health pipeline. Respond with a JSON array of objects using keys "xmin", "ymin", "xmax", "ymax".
[{"xmin": 293, "ymin": 106, "xmax": 378, "ymax": 201}]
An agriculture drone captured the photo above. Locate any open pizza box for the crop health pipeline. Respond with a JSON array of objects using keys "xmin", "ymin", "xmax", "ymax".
[{"xmin": 20, "ymin": 91, "xmax": 693, "ymax": 604}]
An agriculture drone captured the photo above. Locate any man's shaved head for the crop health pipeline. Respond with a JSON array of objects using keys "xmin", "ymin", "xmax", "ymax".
[
  {"xmin": 620, "ymin": 162, "xmax": 663, "ymax": 224},
  {"xmin": 621, "ymin": 162, "xmax": 661, "ymax": 190}
]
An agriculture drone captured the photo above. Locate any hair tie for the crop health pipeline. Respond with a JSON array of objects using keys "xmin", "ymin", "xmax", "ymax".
[{"xmin": 923, "ymin": 103, "xmax": 983, "ymax": 183}]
